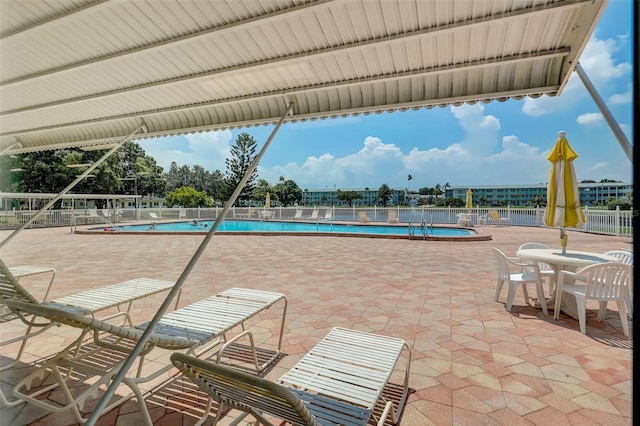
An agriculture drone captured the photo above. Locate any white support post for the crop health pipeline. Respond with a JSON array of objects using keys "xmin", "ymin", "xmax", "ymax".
[{"xmin": 575, "ymin": 62, "xmax": 632, "ymax": 163}]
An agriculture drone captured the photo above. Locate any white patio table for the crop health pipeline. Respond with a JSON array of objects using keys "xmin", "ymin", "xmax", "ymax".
[{"xmin": 516, "ymin": 248, "xmax": 617, "ymax": 319}]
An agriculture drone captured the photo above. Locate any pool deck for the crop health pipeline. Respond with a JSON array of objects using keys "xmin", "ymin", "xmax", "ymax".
[{"xmin": 0, "ymin": 223, "xmax": 633, "ymax": 425}]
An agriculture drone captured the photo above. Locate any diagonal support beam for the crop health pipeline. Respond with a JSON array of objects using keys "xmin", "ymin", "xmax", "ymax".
[
  {"xmin": 0, "ymin": 122, "xmax": 147, "ymax": 249},
  {"xmin": 85, "ymin": 101, "xmax": 295, "ymax": 426},
  {"xmin": 574, "ymin": 62, "xmax": 632, "ymax": 163}
]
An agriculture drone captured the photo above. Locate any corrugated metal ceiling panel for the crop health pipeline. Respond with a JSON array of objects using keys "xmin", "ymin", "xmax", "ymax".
[{"xmin": 0, "ymin": 0, "xmax": 606, "ymax": 153}]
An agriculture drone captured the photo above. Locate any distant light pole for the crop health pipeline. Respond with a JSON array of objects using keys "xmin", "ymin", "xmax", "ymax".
[{"xmin": 119, "ymin": 173, "xmax": 147, "ymax": 220}]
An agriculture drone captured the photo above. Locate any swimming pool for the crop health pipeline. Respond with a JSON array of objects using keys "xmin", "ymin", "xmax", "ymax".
[{"xmin": 84, "ymin": 220, "xmax": 491, "ymax": 241}]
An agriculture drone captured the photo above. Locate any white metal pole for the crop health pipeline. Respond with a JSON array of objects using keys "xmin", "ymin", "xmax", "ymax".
[{"xmin": 85, "ymin": 102, "xmax": 294, "ymax": 426}]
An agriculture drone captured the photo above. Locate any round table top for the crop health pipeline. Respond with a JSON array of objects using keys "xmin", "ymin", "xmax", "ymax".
[{"xmin": 516, "ymin": 248, "xmax": 617, "ymax": 266}]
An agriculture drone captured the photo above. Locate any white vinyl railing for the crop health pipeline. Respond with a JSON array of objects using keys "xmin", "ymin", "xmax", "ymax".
[{"xmin": 0, "ymin": 205, "xmax": 633, "ymax": 237}]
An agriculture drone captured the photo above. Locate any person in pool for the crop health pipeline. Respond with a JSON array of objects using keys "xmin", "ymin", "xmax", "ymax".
[
  {"xmin": 202, "ymin": 222, "xmax": 208, "ymax": 229},
  {"xmin": 191, "ymin": 219, "xmax": 198, "ymax": 226}
]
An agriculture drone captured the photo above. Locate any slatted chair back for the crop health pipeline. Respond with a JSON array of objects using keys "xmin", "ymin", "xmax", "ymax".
[
  {"xmin": 579, "ymin": 262, "xmax": 632, "ymax": 301},
  {"xmin": 604, "ymin": 250, "xmax": 633, "ymax": 265},
  {"xmin": 0, "ymin": 258, "xmax": 40, "ymax": 306},
  {"xmin": 171, "ymin": 352, "xmax": 318, "ymax": 426}
]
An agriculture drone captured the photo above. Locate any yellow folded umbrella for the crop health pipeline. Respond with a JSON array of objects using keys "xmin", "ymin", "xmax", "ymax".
[{"xmin": 543, "ymin": 131, "xmax": 585, "ymax": 251}]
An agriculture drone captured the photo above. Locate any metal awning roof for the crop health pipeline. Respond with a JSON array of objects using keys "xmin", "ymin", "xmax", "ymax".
[{"xmin": 0, "ymin": 0, "xmax": 606, "ymax": 154}]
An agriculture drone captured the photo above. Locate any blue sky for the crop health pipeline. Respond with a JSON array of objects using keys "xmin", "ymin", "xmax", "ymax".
[{"xmin": 139, "ymin": 1, "xmax": 633, "ymax": 191}]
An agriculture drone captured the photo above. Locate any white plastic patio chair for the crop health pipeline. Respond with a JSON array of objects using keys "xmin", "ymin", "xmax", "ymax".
[
  {"xmin": 456, "ymin": 213, "xmax": 472, "ymax": 227},
  {"xmin": 518, "ymin": 242, "xmax": 556, "ymax": 294},
  {"xmin": 603, "ymin": 250, "xmax": 633, "ymax": 318},
  {"xmin": 555, "ymin": 262, "xmax": 631, "ymax": 337},
  {"xmin": 493, "ymin": 248, "xmax": 548, "ymax": 315},
  {"xmin": 603, "ymin": 250, "xmax": 633, "ymax": 265}
]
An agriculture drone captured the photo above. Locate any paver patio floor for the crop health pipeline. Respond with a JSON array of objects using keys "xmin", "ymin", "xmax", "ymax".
[{"xmin": 0, "ymin": 223, "xmax": 633, "ymax": 425}]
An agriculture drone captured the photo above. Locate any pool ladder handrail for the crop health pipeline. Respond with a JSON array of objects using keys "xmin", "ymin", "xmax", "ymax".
[{"xmin": 408, "ymin": 217, "xmax": 427, "ymax": 240}]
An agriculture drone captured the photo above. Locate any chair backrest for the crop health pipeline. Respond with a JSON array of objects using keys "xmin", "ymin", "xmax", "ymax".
[
  {"xmin": 171, "ymin": 353, "xmax": 317, "ymax": 426},
  {"xmin": 576, "ymin": 262, "xmax": 632, "ymax": 301},
  {"xmin": 492, "ymin": 248, "xmax": 511, "ymax": 281},
  {"xmin": 488, "ymin": 210, "xmax": 501, "ymax": 219},
  {"xmin": 389, "ymin": 210, "xmax": 397, "ymax": 219},
  {"xmin": 324, "ymin": 210, "xmax": 332, "ymax": 219},
  {"xmin": 358, "ymin": 212, "xmax": 368, "ymax": 220},
  {"xmin": 519, "ymin": 242, "xmax": 549, "ymax": 250},
  {"xmin": 0, "ymin": 258, "xmax": 40, "ymax": 307},
  {"xmin": 604, "ymin": 250, "xmax": 633, "ymax": 265},
  {"xmin": 310, "ymin": 209, "xmax": 319, "ymax": 219},
  {"xmin": 294, "ymin": 209, "xmax": 303, "ymax": 219},
  {"xmin": 518, "ymin": 242, "xmax": 552, "ymax": 272}
]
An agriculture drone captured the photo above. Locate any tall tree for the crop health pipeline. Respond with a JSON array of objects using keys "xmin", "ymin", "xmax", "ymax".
[
  {"xmin": 336, "ymin": 190, "xmax": 363, "ymax": 206},
  {"xmin": 19, "ymin": 149, "xmax": 124, "ymax": 208},
  {"xmin": 272, "ymin": 178, "xmax": 302, "ymax": 207},
  {"xmin": 222, "ymin": 132, "xmax": 258, "ymax": 205},
  {"xmin": 119, "ymin": 142, "xmax": 165, "ymax": 198},
  {"xmin": 377, "ymin": 184, "xmax": 393, "ymax": 207}
]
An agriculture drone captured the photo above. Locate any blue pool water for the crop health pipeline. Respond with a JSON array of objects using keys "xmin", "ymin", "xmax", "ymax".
[{"xmin": 116, "ymin": 220, "xmax": 473, "ymax": 237}]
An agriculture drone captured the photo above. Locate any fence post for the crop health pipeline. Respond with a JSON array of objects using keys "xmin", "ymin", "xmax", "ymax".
[{"xmin": 615, "ymin": 206, "xmax": 620, "ymax": 236}]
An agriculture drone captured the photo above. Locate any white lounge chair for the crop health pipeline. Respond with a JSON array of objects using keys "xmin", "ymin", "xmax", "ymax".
[
  {"xmin": 237, "ymin": 207, "xmax": 256, "ymax": 219},
  {"xmin": 358, "ymin": 211, "xmax": 371, "ymax": 223},
  {"xmin": 148, "ymin": 212, "xmax": 160, "ymax": 219},
  {"xmin": 387, "ymin": 210, "xmax": 399, "ymax": 223},
  {"xmin": 321, "ymin": 209, "xmax": 333, "ymax": 221},
  {"xmin": 292, "ymin": 209, "xmax": 303, "ymax": 220},
  {"xmin": 0, "ymin": 258, "xmax": 178, "ymax": 407},
  {"xmin": 171, "ymin": 327, "xmax": 411, "ymax": 426},
  {"xmin": 306, "ymin": 209, "xmax": 319, "ymax": 221},
  {"xmin": 488, "ymin": 210, "xmax": 510, "ymax": 225},
  {"xmin": 5, "ymin": 286, "xmax": 287, "ymax": 424}
]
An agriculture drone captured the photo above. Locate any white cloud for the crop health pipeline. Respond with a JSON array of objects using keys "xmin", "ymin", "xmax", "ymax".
[
  {"xmin": 450, "ymin": 104, "xmax": 501, "ymax": 154},
  {"xmin": 259, "ymin": 108, "xmax": 550, "ymax": 188},
  {"xmin": 608, "ymin": 89, "xmax": 631, "ymax": 105},
  {"xmin": 576, "ymin": 113, "xmax": 603, "ymax": 126},
  {"xmin": 138, "ymin": 130, "xmax": 232, "ymax": 172}
]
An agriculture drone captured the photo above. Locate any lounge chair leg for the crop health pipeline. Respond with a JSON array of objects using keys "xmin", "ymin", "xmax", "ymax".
[{"xmin": 216, "ymin": 330, "xmax": 261, "ymax": 373}]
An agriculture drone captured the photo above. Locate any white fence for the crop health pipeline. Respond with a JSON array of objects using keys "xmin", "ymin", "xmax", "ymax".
[{"xmin": 0, "ymin": 206, "xmax": 633, "ymax": 237}]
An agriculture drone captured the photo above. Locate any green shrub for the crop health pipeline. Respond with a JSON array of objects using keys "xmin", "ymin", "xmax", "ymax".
[{"xmin": 606, "ymin": 198, "xmax": 632, "ymax": 210}]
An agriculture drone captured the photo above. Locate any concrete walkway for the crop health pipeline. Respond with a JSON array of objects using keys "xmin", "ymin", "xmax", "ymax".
[{"xmin": 0, "ymin": 224, "xmax": 632, "ymax": 425}]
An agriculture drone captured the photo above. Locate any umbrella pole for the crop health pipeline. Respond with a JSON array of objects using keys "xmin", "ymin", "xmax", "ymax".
[{"xmin": 560, "ymin": 229, "xmax": 568, "ymax": 254}]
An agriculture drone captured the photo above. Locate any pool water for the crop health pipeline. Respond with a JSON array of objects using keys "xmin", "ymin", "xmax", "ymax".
[{"xmin": 115, "ymin": 220, "xmax": 474, "ymax": 237}]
